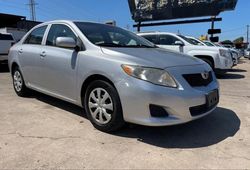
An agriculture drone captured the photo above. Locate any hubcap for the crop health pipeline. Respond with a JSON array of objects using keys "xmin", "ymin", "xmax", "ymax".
[
  {"xmin": 88, "ymin": 88, "xmax": 113, "ymax": 124},
  {"xmin": 13, "ymin": 71, "xmax": 23, "ymax": 92}
]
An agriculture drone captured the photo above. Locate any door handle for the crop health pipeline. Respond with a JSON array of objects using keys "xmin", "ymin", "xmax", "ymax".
[
  {"xmin": 40, "ymin": 51, "xmax": 46, "ymax": 58},
  {"xmin": 18, "ymin": 49, "xmax": 23, "ymax": 54}
]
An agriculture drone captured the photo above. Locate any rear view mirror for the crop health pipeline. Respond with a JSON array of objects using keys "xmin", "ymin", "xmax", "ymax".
[
  {"xmin": 56, "ymin": 37, "xmax": 77, "ymax": 49},
  {"xmin": 174, "ymin": 41, "xmax": 184, "ymax": 46}
]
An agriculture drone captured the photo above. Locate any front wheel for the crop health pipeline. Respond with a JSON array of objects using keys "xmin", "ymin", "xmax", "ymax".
[{"xmin": 84, "ymin": 80, "xmax": 125, "ymax": 132}]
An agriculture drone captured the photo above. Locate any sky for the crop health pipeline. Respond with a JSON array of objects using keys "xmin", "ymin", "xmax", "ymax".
[{"xmin": 0, "ymin": 0, "xmax": 249, "ymax": 41}]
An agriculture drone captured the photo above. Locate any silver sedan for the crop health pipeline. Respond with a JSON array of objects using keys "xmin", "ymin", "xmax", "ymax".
[{"xmin": 8, "ymin": 20, "xmax": 219, "ymax": 132}]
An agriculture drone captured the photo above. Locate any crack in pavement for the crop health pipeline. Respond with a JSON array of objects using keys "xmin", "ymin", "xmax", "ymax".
[{"xmin": 0, "ymin": 132, "xmax": 81, "ymax": 140}]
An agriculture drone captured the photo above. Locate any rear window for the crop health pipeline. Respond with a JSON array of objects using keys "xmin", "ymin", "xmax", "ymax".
[
  {"xmin": 24, "ymin": 26, "xmax": 47, "ymax": 45},
  {"xmin": 0, "ymin": 34, "xmax": 14, "ymax": 40}
]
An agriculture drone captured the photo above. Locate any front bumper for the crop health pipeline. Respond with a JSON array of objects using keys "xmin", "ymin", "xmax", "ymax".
[
  {"xmin": 115, "ymin": 64, "xmax": 219, "ymax": 126},
  {"xmin": 215, "ymin": 55, "xmax": 233, "ymax": 70}
]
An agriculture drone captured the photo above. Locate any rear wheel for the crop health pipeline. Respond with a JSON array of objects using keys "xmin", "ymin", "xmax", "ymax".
[
  {"xmin": 12, "ymin": 67, "xmax": 30, "ymax": 97},
  {"xmin": 84, "ymin": 80, "xmax": 124, "ymax": 132}
]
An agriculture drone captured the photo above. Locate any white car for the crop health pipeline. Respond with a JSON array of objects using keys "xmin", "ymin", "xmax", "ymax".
[
  {"xmin": 138, "ymin": 32, "xmax": 233, "ymax": 74},
  {"xmin": 187, "ymin": 37, "xmax": 238, "ymax": 66},
  {"xmin": 0, "ymin": 33, "xmax": 15, "ymax": 63},
  {"xmin": 245, "ymin": 49, "xmax": 250, "ymax": 59}
]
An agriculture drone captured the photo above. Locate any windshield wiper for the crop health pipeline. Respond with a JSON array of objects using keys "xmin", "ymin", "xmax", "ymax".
[
  {"xmin": 97, "ymin": 43, "xmax": 125, "ymax": 47},
  {"xmin": 97, "ymin": 43, "xmax": 157, "ymax": 48},
  {"xmin": 126, "ymin": 44, "xmax": 157, "ymax": 48}
]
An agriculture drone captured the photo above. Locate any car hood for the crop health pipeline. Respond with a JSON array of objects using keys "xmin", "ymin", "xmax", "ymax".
[
  {"xmin": 188, "ymin": 45, "xmax": 227, "ymax": 52},
  {"xmin": 101, "ymin": 47, "xmax": 204, "ymax": 69}
]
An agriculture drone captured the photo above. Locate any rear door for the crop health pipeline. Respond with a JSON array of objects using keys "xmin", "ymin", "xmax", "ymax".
[
  {"xmin": 18, "ymin": 25, "xmax": 48, "ymax": 86},
  {"xmin": 39, "ymin": 24, "xmax": 79, "ymax": 101}
]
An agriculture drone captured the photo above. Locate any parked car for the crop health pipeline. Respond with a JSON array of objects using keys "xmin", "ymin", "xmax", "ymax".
[
  {"xmin": 0, "ymin": 27, "xmax": 27, "ymax": 42},
  {"xmin": 187, "ymin": 37, "xmax": 238, "ymax": 64},
  {"xmin": 138, "ymin": 32, "xmax": 233, "ymax": 74},
  {"xmin": 8, "ymin": 20, "xmax": 219, "ymax": 132},
  {"xmin": 201, "ymin": 40, "xmax": 239, "ymax": 66},
  {"xmin": 245, "ymin": 48, "xmax": 250, "ymax": 59},
  {"xmin": 0, "ymin": 33, "xmax": 15, "ymax": 63}
]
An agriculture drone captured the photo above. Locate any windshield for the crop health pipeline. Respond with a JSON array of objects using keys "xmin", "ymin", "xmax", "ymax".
[
  {"xmin": 187, "ymin": 37, "xmax": 204, "ymax": 46},
  {"xmin": 204, "ymin": 41, "xmax": 215, "ymax": 47},
  {"xmin": 74, "ymin": 22, "xmax": 156, "ymax": 48},
  {"xmin": 178, "ymin": 35, "xmax": 198, "ymax": 45}
]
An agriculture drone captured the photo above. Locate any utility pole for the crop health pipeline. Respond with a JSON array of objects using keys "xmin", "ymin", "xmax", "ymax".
[
  {"xmin": 27, "ymin": 0, "xmax": 37, "ymax": 21},
  {"xmin": 247, "ymin": 25, "xmax": 249, "ymax": 47}
]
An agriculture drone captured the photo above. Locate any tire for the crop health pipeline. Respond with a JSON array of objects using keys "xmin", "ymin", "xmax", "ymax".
[
  {"xmin": 201, "ymin": 58, "xmax": 214, "ymax": 70},
  {"xmin": 84, "ymin": 80, "xmax": 124, "ymax": 132},
  {"xmin": 12, "ymin": 66, "xmax": 30, "ymax": 97}
]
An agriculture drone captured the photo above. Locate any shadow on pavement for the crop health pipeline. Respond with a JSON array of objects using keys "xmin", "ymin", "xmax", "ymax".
[
  {"xmin": 217, "ymin": 73, "xmax": 245, "ymax": 79},
  {"xmin": 0, "ymin": 63, "xmax": 9, "ymax": 73},
  {"xmin": 31, "ymin": 91, "xmax": 86, "ymax": 118},
  {"xmin": 29, "ymin": 91, "xmax": 240, "ymax": 149},
  {"xmin": 228, "ymin": 68, "xmax": 247, "ymax": 73},
  {"xmin": 114, "ymin": 107, "xmax": 240, "ymax": 148}
]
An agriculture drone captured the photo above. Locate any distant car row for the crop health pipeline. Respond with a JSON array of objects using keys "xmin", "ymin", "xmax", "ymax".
[{"xmin": 138, "ymin": 32, "xmax": 234, "ymax": 74}]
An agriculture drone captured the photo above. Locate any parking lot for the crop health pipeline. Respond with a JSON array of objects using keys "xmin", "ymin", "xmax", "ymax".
[{"xmin": 0, "ymin": 59, "xmax": 250, "ymax": 169}]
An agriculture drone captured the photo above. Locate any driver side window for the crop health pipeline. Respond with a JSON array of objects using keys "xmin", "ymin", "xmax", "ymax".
[
  {"xmin": 159, "ymin": 35, "xmax": 180, "ymax": 45},
  {"xmin": 46, "ymin": 24, "xmax": 77, "ymax": 47}
]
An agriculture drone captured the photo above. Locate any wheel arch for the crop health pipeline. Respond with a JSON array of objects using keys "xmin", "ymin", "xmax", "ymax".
[
  {"xmin": 194, "ymin": 55, "xmax": 215, "ymax": 68},
  {"xmin": 80, "ymin": 74, "xmax": 117, "ymax": 106},
  {"xmin": 11, "ymin": 62, "xmax": 19, "ymax": 75}
]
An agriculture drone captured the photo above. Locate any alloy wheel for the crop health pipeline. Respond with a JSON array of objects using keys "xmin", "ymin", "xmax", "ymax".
[
  {"xmin": 88, "ymin": 88, "xmax": 114, "ymax": 125},
  {"xmin": 13, "ymin": 70, "xmax": 23, "ymax": 92}
]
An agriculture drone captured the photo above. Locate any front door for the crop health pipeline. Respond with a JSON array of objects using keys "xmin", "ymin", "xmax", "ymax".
[{"xmin": 38, "ymin": 24, "xmax": 79, "ymax": 101}]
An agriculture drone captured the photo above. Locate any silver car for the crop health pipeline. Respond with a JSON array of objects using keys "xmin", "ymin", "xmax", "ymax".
[{"xmin": 8, "ymin": 20, "xmax": 219, "ymax": 132}]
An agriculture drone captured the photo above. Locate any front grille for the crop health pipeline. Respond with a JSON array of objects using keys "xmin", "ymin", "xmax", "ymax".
[
  {"xmin": 183, "ymin": 72, "xmax": 213, "ymax": 87},
  {"xmin": 189, "ymin": 100, "xmax": 218, "ymax": 117}
]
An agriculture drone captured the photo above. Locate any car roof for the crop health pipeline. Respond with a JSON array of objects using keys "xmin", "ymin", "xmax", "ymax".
[
  {"xmin": 137, "ymin": 31, "xmax": 178, "ymax": 36},
  {"xmin": 33, "ymin": 20, "xmax": 107, "ymax": 29}
]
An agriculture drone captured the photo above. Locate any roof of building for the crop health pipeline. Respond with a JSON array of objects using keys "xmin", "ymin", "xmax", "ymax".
[{"xmin": 0, "ymin": 13, "xmax": 26, "ymax": 28}]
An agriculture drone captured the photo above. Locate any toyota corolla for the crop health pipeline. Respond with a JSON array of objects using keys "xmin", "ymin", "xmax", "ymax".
[{"xmin": 8, "ymin": 20, "xmax": 219, "ymax": 132}]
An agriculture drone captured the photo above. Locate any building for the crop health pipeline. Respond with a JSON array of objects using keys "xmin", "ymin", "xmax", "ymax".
[{"xmin": 0, "ymin": 13, "xmax": 41, "ymax": 31}]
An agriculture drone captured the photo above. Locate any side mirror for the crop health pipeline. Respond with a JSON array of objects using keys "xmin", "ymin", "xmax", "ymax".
[
  {"xmin": 174, "ymin": 41, "xmax": 184, "ymax": 46},
  {"xmin": 56, "ymin": 37, "xmax": 77, "ymax": 49}
]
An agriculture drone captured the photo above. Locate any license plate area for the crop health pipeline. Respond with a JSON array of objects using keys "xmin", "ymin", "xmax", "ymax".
[{"xmin": 206, "ymin": 90, "xmax": 219, "ymax": 107}]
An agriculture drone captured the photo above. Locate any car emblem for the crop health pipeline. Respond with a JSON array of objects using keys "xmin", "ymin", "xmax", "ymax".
[{"xmin": 201, "ymin": 71, "xmax": 209, "ymax": 80}]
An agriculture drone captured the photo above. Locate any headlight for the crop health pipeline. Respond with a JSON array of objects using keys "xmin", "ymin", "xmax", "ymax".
[
  {"xmin": 219, "ymin": 49, "xmax": 231, "ymax": 58},
  {"xmin": 122, "ymin": 65, "xmax": 178, "ymax": 88}
]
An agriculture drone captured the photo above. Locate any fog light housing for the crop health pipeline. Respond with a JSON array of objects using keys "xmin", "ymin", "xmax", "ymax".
[{"xmin": 149, "ymin": 104, "xmax": 169, "ymax": 118}]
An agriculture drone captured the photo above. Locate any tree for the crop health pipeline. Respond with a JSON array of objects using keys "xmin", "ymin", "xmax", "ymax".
[
  {"xmin": 233, "ymin": 37, "xmax": 244, "ymax": 44},
  {"xmin": 221, "ymin": 40, "xmax": 233, "ymax": 44}
]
